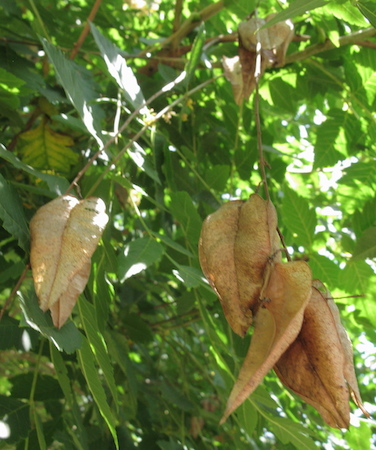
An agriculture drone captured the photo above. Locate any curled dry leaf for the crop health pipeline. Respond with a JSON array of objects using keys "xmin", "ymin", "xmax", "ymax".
[
  {"xmin": 199, "ymin": 194, "xmax": 280, "ymax": 337},
  {"xmin": 220, "ymin": 261, "xmax": 312, "ymax": 423},
  {"xmin": 30, "ymin": 195, "xmax": 108, "ymax": 328},
  {"xmin": 275, "ymin": 282, "xmax": 370, "ymax": 428}
]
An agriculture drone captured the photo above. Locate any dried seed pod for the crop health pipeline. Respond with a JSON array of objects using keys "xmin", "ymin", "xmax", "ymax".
[
  {"xmin": 312, "ymin": 280, "xmax": 370, "ymax": 420},
  {"xmin": 199, "ymin": 194, "xmax": 280, "ymax": 337},
  {"xmin": 30, "ymin": 195, "xmax": 108, "ymax": 328},
  {"xmin": 274, "ymin": 284, "xmax": 363, "ymax": 428},
  {"xmin": 220, "ymin": 261, "xmax": 312, "ymax": 423}
]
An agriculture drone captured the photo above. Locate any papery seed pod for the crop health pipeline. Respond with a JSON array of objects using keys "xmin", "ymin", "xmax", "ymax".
[
  {"xmin": 199, "ymin": 194, "xmax": 281, "ymax": 337},
  {"xmin": 30, "ymin": 195, "xmax": 109, "ymax": 328},
  {"xmin": 220, "ymin": 261, "xmax": 312, "ymax": 423},
  {"xmin": 274, "ymin": 285, "xmax": 355, "ymax": 428},
  {"xmin": 312, "ymin": 280, "xmax": 370, "ymax": 420}
]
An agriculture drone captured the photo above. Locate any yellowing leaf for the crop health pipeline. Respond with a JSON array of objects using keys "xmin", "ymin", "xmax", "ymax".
[
  {"xmin": 19, "ymin": 120, "xmax": 78, "ymax": 175},
  {"xmin": 221, "ymin": 261, "xmax": 312, "ymax": 422},
  {"xmin": 30, "ymin": 195, "xmax": 109, "ymax": 328}
]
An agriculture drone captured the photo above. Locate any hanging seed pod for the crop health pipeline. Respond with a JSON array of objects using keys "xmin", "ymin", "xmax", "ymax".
[
  {"xmin": 220, "ymin": 260, "xmax": 312, "ymax": 423},
  {"xmin": 199, "ymin": 194, "xmax": 281, "ymax": 337},
  {"xmin": 30, "ymin": 195, "xmax": 108, "ymax": 328},
  {"xmin": 274, "ymin": 282, "xmax": 369, "ymax": 428}
]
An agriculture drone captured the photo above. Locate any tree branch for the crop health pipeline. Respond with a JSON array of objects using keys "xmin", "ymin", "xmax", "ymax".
[
  {"xmin": 285, "ymin": 27, "xmax": 376, "ymax": 65},
  {"xmin": 70, "ymin": 0, "xmax": 104, "ymax": 60}
]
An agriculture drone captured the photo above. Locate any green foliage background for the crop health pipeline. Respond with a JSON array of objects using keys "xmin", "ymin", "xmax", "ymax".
[{"xmin": 0, "ymin": 0, "xmax": 375, "ymax": 448}]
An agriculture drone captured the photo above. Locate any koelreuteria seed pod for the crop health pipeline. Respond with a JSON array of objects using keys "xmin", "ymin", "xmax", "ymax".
[
  {"xmin": 30, "ymin": 195, "xmax": 108, "ymax": 328},
  {"xmin": 199, "ymin": 194, "xmax": 281, "ymax": 336}
]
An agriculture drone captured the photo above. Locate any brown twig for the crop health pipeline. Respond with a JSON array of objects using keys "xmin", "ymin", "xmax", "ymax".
[
  {"xmin": 70, "ymin": 0, "xmax": 103, "ymax": 60},
  {"xmin": 0, "ymin": 264, "xmax": 30, "ymax": 320},
  {"xmin": 277, "ymin": 227, "xmax": 291, "ymax": 262},
  {"xmin": 137, "ymin": 0, "xmax": 224, "ymax": 58},
  {"xmin": 285, "ymin": 27, "xmax": 376, "ymax": 65}
]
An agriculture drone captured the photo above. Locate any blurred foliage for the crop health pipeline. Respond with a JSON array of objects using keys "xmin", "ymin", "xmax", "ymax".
[{"xmin": 0, "ymin": 0, "xmax": 375, "ymax": 448}]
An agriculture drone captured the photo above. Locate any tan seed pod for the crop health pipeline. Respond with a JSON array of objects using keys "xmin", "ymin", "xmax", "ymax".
[
  {"xmin": 199, "ymin": 194, "xmax": 281, "ymax": 337},
  {"xmin": 274, "ymin": 285, "xmax": 355, "ymax": 428},
  {"xmin": 220, "ymin": 260, "xmax": 312, "ymax": 423},
  {"xmin": 30, "ymin": 195, "xmax": 108, "ymax": 328}
]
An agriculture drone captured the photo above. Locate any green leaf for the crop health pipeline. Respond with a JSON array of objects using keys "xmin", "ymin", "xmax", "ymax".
[
  {"xmin": 356, "ymin": 1, "xmax": 376, "ymax": 28},
  {"xmin": 77, "ymin": 337, "xmax": 118, "ymax": 450},
  {"xmin": 33, "ymin": 409, "xmax": 47, "ymax": 450},
  {"xmin": 352, "ymin": 227, "xmax": 376, "ymax": 261},
  {"xmin": 18, "ymin": 290, "xmax": 82, "ymax": 354},
  {"xmin": 269, "ymin": 79, "xmax": 297, "ymax": 114},
  {"xmin": 173, "ymin": 264, "xmax": 207, "ymax": 289},
  {"xmin": 0, "ymin": 144, "xmax": 69, "ymax": 195},
  {"xmin": 263, "ymin": 0, "xmax": 330, "ymax": 28},
  {"xmin": 0, "ymin": 316, "xmax": 38, "ymax": 351},
  {"xmin": 0, "ymin": 395, "xmax": 30, "ymax": 444},
  {"xmin": 160, "ymin": 382, "xmax": 195, "ymax": 412},
  {"xmin": 223, "ymin": 0, "xmax": 257, "ymax": 18},
  {"xmin": 19, "ymin": 120, "xmax": 78, "ymax": 175},
  {"xmin": 128, "ymin": 143, "xmax": 161, "ymax": 183},
  {"xmin": 204, "ymin": 164, "xmax": 230, "ymax": 191},
  {"xmin": 346, "ymin": 420, "xmax": 372, "ymax": 450},
  {"xmin": 122, "ymin": 313, "xmax": 154, "ymax": 344},
  {"xmin": 78, "ymin": 297, "xmax": 118, "ymax": 405},
  {"xmin": 90, "ymin": 22, "xmax": 145, "ymax": 110},
  {"xmin": 117, "ymin": 237, "xmax": 164, "ymax": 282},
  {"xmin": 50, "ymin": 343, "xmax": 74, "ymax": 405},
  {"xmin": 0, "ymin": 173, "xmax": 29, "ymax": 251},
  {"xmin": 184, "ymin": 22, "xmax": 206, "ymax": 87},
  {"xmin": 105, "ymin": 330, "xmax": 138, "ymax": 416},
  {"xmin": 339, "ymin": 260, "xmax": 373, "ymax": 294},
  {"xmin": 41, "ymin": 39, "xmax": 105, "ymax": 147},
  {"xmin": 308, "ymin": 254, "xmax": 341, "ymax": 288},
  {"xmin": 282, "ymin": 186, "xmax": 316, "ymax": 248},
  {"xmin": 269, "ymin": 416, "xmax": 317, "ymax": 450},
  {"xmin": 10, "ymin": 373, "xmax": 63, "ymax": 401},
  {"xmin": 153, "ymin": 233, "xmax": 194, "ymax": 257},
  {"xmin": 339, "ymin": 161, "xmax": 376, "ymax": 188},
  {"xmin": 169, "ymin": 191, "xmax": 202, "ymax": 250},
  {"xmin": 313, "ymin": 118, "xmax": 345, "ymax": 169}
]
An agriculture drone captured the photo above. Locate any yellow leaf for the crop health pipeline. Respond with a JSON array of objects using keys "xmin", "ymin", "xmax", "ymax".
[{"xmin": 19, "ymin": 120, "xmax": 78, "ymax": 175}]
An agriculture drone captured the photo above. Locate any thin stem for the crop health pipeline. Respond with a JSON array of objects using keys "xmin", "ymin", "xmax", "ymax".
[
  {"xmin": 277, "ymin": 227, "xmax": 291, "ymax": 262},
  {"xmin": 66, "ymin": 71, "xmax": 197, "ymax": 194},
  {"xmin": 0, "ymin": 264, "xmax": 30, "ymax": 320},
  {"xmin": 70, "ymin": 0, "xmax": 103, "ymax": 60},
  {"xmin": 84, "ymin": 75, "xmax": 220, "ymax": 197},
  {"xmin": 254, "ymin": 82, "xmax": 270, "ymax": 201}
]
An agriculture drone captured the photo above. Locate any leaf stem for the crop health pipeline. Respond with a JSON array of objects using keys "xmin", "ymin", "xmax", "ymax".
[
  {"xmin": 83, "ymin": 75, "xmax": 220, "ymax": 197},
  {"xmin": 0, "ymin": 264, "xmax": 30, "ymax": 321},
  {"xmin": 70, "ymin": 0, "xmax": 104, "ymax": 60}
]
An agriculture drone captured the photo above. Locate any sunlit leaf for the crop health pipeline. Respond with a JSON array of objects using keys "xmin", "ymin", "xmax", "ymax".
[
  {"xmin": 117, "ymin": 236, "xmax": 164, "ymax": 282},
  {"xmin": 282, "ymin": 186, "xmax": 316, "ymax": 248},
  {"xmin": 90, "ymin": 22, "xmax": 145, "ymax": 110},
  {"xmin": 352, "ymin": 227, "xmax": 376, "ymax": 261}
]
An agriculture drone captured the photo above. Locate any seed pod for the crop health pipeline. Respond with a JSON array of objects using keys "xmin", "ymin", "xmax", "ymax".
[
  {"xmin": 199, "ymin": 194, "xmax": 280, "ymax": 336},
  {"xmin": 274, "ymin": 285, "xmax": 356, "ymax": 428},
  {"xmin": 30, "ymin": 195, "xmax": 108, "ymax": 328},
  {"xmin": 220, "ymin": 260, "xmax": 312, "ymax": 423}
]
